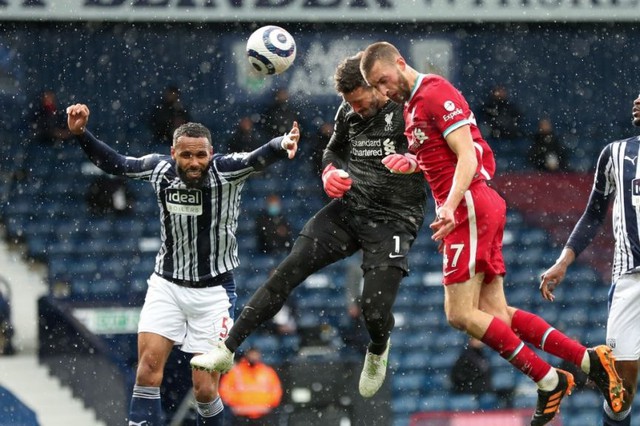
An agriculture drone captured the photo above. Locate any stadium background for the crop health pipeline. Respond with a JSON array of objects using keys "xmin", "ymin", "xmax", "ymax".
[{"xmin": 1, "ymin": 2, "xmax": 640, "ymax": 425}]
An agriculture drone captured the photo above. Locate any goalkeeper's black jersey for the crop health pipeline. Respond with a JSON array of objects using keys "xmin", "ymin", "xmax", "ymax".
[{"xmin": 323, "ymin": 100, "xmax": 428, "ymax": 231}]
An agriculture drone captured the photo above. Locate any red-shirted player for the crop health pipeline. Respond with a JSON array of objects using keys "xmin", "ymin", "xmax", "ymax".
[{"xmin": 361, "ymin": 42, "xmax": 625, "ymax": 426}]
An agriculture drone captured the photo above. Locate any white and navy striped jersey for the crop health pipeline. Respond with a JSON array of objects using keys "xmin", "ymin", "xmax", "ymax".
[
  {"xmin": 76, "ymin": 130, "xmax": 289, "ymax": 285},
  {"xmin": 597, "ymin": 136, "xmax": 640, "ymax": 282},
  {"xmin": 567, "ymin": 135, "xmax": 640, "ymax": 283}
]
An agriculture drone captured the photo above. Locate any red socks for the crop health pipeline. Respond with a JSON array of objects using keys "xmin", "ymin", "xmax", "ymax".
[
  {"xmin": 482, "ymin": 317, "xmax": 551, "ymax": 381},
  {"xmin": 511, "ymin": 309, "xmax": 585, "ymax": 366}
]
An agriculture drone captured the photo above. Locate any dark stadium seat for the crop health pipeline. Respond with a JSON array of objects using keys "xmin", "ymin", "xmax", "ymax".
[
  {"xmin": 562, "ymin": 305, "xmax": 589, "ymax": 327},
  {"xmin": 582, "ymin": 326, "xmax": 607, "ymax": 348},
  {"xmin": 562, "ymin": 408, "xmax": 601, "ymax": 426},
  {"xmin": 504, "ymin": 278, "xmax": 537, "ymax": 306},
  {"xmin": 27, "ymin": 235, "xmax": 53, "ymax": 261},
  {"xmin": 400, "ymin": 351, "xmax": 430, "ymax": 372},
  {"xmin": 492, "ymin": 368, "xmax": 518, "ymax": 394},
  {"xmin": 519, "ymin": 228, "xmax": 549, "ymax": 246},
  {"xmin": 409, "ymin": 308, "xmax": 446, "ymax": 330},
  {"xmin": 564, "ymin": 389, "xmax": 601, "ymax": 411},
  {"xmin": 511, "ymin": 393, "xmax": 538, "ymax": 410},
  {"xmin": 478, "ymin": 393, "xmax": 499, "ymax": 410},
  {"xmin": 448, "ymin": 394, "xmax": 480, "ymax": 412},
  {"xmin": 432, "ymin": 329, "xmax": 466, "ymax": 351},
  {"xmin": 393, "ymin": 372, "xmax": 427, "ymax": 393},
  {"xmin": 390, "ymin": 329, "xmax": 416, "ymax": 352},
  {"xmin": 72, "ymin": 277, "xmax": 122, "ymax": 297},
  {"xmin": 424, "ymin": 369, "xmax": 451, "ymax": 392},
  {"xmin": 531, "ymin": 302, "xmax": 561, "ymax": 324},
  {"xmin": 418, "ymin": 394, "xmax": 448, "ymax": 412},
  {"xmin": 392, "ymin": 394, "xmax": 419, "ymax": 415}
]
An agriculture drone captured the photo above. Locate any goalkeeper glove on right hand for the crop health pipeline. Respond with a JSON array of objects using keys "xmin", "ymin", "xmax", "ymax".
[
  {"xmin": 322, "ymin": 164, "xmax": 352, "ymax": 198},
  {"xmin": 381, "ymin": 153, "xmax": 418, "ymax": 174}
]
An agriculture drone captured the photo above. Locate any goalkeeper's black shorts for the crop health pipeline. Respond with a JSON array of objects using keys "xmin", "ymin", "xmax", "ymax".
[{"xmin": 298, "ymin": 199, "xmax": 418, "ymax": 276}]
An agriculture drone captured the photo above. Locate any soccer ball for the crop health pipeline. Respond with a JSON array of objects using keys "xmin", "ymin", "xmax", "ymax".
[{"xmin": 246, "ymin": 26, "xmax": 296, "ymax": 76}]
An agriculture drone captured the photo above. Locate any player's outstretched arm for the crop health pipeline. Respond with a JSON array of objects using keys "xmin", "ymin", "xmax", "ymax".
[
  {"xmin": 65, "ymin": 104, "xmax": 134, "ymax": 175},
  {"xmin": 66, "ymin": 104, "xmax": 90, "ymax": 135},
  {"xmin": 219, "ymin": 123, "xmax": 300, "ymax": 173}
]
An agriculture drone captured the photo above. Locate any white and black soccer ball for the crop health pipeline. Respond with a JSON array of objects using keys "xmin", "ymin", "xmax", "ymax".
[{"xmin": 246, "ymin": 26, "xmax": 296, "ymax": 76}]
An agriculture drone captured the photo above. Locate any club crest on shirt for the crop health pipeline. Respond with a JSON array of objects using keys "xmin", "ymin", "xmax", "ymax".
[
  {"xmin": 166, "ymin": 188, "xmax": 203, "ymax": 216},
  {"xmin": 409, "ymin": 127, "xmax": 428, "ymax": 151},
  {"xmin": 384, "ymin": 112, "xmax": 394, "ymax": 132}
]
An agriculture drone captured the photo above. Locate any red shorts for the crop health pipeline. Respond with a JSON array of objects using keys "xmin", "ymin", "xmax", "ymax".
[{"xmin": 441, "ymin": 181, "xmax": 507, "ymax": 285}]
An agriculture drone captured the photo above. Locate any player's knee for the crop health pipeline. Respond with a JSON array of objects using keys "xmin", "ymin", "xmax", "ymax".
[
  {"xmin": 361, "ymin": 304, "xmax": 383, "ymax": 325},
  {"xmin": 135, "ymin": 359, "xmax": 164, "ymax": 387},
  {"xmin": 192, "ymin": 379, "xmax": 218, "ymax": 402},
  {"xmin": 193, "ymin": 383, "xmax": 218, "ymax": 402},
  {"xmin": 445, "ymin": 311, "xmax": 471, "ymax": 332}
]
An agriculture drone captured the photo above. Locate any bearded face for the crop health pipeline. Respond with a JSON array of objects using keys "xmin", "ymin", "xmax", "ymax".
[
  {"xmin": 171, "ymin": 136, "xmax": 213, "ymax": 188},
  {"xmin": 176, "ymin": 160, "xmax": 211, "ymax": 188}
]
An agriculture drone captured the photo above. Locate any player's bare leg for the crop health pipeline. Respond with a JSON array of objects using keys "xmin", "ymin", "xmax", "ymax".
[
  {"xmin": 481, "ymin": 277, "xmax": 626, "ymax": 418},
  {"xmin": 191, "ymin": 367, "xmax": 225, "ymax": 425},
  {"xmin": 128, "ymin": 332, "xmax": 173, "ymax": 425},
  {"xmin": 446, "ymin": 274, "xmax": 572, "ymax": 425}
]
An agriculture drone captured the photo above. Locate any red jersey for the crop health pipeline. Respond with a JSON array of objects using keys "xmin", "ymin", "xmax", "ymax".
[{"xmin": 404, "ymin": 74, "xmax": 495, "ymax": 205}]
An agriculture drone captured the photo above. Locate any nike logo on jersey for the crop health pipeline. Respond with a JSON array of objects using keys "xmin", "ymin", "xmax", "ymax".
[
  {"xmin": 388, "ymin": 253, "xmax": 405, "ymax": 259},
  {"xmin": 443, "ymin": 269, "xmax": 458, "ymax": 277},
  {"xmin": 625, "ymin": 155, "xmax": 637, "ymax": 165}
]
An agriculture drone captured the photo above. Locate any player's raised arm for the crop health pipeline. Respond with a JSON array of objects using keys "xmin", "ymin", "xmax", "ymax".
[
  {"xmin": 281, "ymin": 121, "xmax": 300, "ymax": 159},
  {"xmin": 66, "ymin": 103, "xmax": 90, "ymax": 135},
  {"xmin": 64, "ymin": 103, "xmax": 136, "ymax": 175},
  {"xmin": 216, "ymin": 121, "xmax": 301, "ymax": 174}
]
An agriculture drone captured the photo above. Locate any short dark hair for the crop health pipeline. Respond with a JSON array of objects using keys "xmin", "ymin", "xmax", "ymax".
[
  {"xmin": 360, "ymin": 42, "xmax": 401, "ymax": 76},
  {"xmin": 334, "ymin": 52, "xmax": 368, "ymax": 95},
  {"xmin": 172, "ymin": 122, "xmax": 212, "ymax": 147}
]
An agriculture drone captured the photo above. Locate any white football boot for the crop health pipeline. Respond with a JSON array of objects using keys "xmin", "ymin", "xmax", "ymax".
[
  {"xmin": 358, "ymin": 339, "xmax": 390, "ymax": 398},
  {"xmin": 190, "ymin": 341, "xmax": 234, "ymax": 373}
]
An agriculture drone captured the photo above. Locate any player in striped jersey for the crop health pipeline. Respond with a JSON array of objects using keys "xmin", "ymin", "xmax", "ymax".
[
  {"xmin": 191, "ymin": 53, "xmax": 428, "ymax": 398},
  {"xmin": 361, "ymin": 42, "xmax": 626, "ymax": 425},
  {"xmin": 541, "ymin": 95, "xmax": 640, "ymax": 426},
  {"xmin": 66, "ymin": 103, "xmax": 299, "ymax": 426}
]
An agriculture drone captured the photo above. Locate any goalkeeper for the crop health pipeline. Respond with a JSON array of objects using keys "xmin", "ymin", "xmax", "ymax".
[{"xmin": 192, "ymin": 52, "xmax": 427, "ymax": 398}]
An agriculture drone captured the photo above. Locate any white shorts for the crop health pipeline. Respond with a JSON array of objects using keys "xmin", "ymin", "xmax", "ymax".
[
  {"xmin": 607, "ymin": 272, "xmax": 640, "ymax": 361},
  {"xmin": 138, "ymin": 273, "xmax": 236, "ymax": 354}
]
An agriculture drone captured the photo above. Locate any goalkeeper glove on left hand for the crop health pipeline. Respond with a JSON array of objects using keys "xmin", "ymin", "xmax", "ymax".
[
  {"xmin": 381, "ymin": 153, "xmax": 418, "ymax": 174},
  {"xmin": 322, "ymin": 164, "xmax": 352, "ymax": 198}
]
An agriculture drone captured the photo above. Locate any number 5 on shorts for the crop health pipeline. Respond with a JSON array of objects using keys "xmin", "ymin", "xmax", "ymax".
[{"xmin": 219, "ymin": 316, "xmax": 232, "ymax": 340}]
